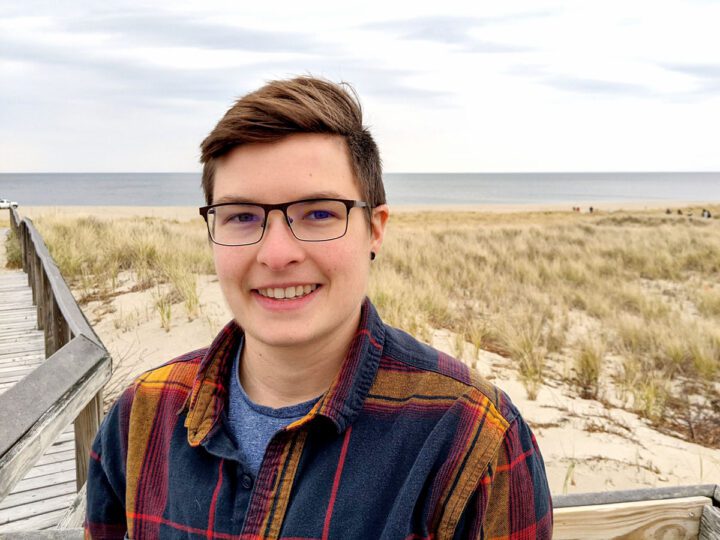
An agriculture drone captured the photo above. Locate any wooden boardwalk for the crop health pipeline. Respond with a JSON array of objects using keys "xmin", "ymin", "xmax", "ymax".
[{"xmin": 0, "ymin": 232, "xmax": 77, "ymax": 532}]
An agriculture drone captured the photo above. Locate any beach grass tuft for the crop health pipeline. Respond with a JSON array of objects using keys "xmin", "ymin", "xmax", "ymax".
[{"xmin": 4, "ymin": 227, "xmax": 22, "ymax": 269}]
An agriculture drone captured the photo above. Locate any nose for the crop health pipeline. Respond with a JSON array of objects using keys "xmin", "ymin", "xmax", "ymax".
[{"xmin": 255, "ymin": 209, "xmax": 306, "ymax": 270}]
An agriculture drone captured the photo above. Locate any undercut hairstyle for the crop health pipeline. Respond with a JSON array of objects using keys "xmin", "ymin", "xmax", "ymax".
[{"xmin": 199, "ymin": 76, "xmax": 386, "ymax": 210}]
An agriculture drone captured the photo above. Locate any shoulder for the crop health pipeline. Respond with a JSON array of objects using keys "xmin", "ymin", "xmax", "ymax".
[
  {"xmin": 375, "ymin": 325, "xmax": 550, "ymax": 534},
  {"xmin": 108, "ymin": 347, "xmax": 208, "ymax": 424},
  {"xmin": 129, "ymin": 347, "xmax": 207, "ymax": 396},
  {"xmin": 380, "ymin": 324, "xmax": 519, "ymax": 425}
]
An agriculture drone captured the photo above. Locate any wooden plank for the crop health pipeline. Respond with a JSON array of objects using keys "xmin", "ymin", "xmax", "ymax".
[
  {"xmin": 0, "ymin": 508, "xmax": 69, "ymax": 534},
  {"xmin": 21, "ymin": 457, "xmax": 75, "ymax": 480},
  {"xmin": 0, "ymin": 492, "xmax": 75, "ymax": 525},
  {"xmin": 35, "ymin": 447, "xmax": 74, "ymax": 467},
  {"xmin": 0, "ymin": 342, "xmax": 43, "ymax": 355},
  {"xmin": 0, "ymin": 528, "xmax": 83, "ymax": 539},
  {"xmin": 0, "ymin": 341, "xmax": 45, "ymax": 358},
  {"xmin": 0, "ymin": 291, "xmax": 34, "ymax": 298},
  {"xmin": 43, "ymin": 440, "xmax": 75, "ymax": 457},
  {"xmin": 53, "ymin": 429, "xmax": 75, "ymax": 445},
  {"xmin": 0, "ymin": 346, "xmax": 44, "ymax": 357},
  {"xmin": 0, "ymin": 374, "xmax": 35, "ymax": 385},
  {"xmin": 553, "ymin": 496, "xmax": 710, "ymax": 540},
  {"xmin": 0, "ymin": 365, "xmax": 37, "ymax": 377},
  {"xmin": 0, "ymin": 335, "xmax": 111, "ymax": 501},
  {"xmin": 0, "ymin": 309, "xmax": 36, "ymax": 320},
  {"xmin": 10, "ymin": 469, "xmax": 75, "ymax": 495},
  {"xmin": 0, "ymin": 480, "xmax": 75, "ymax": 511},
  {"xmin": 0, "ymin": 359, "xmax": 41, "ymax": 372},
  {"xmin": 700, "ymin": 505, "xmax": 720, "ymax": 540},
  {"xmin": 0, "ymin": 359, "xmax": 43, "ymax": 370},
  {"xmin": 0, "ymin": 320, "xmax": 39, "ymax": 331},
  {"xmin": 0, "ymin": 286, "xmax": 30, "ymax": 293},
  {"xmin": 0, "ymin": 326, "xmax": 39, "ymax": 338},
  {"xmin": 0, "ymin": 334, "xmax": 43, "ymax": 343},
  {"xmin": 0, "ymin": 355, "xmax": 44, "ymax": 367}
]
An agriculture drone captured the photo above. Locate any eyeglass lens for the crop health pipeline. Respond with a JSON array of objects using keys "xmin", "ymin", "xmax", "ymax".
[{"xmin": 208, "ymin": 200, "xmax": 350, "ymax": 245}]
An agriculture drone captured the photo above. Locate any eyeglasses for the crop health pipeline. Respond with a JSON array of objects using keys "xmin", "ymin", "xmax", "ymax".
[{"xmin": 199, "ymin": 198, "xmax": 370, "ymax": 246}]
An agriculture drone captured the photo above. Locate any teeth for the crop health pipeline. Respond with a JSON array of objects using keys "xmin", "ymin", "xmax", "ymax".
[{"xmin": 258, "ymin": 284, "xmax": 318, "ymax": 299}]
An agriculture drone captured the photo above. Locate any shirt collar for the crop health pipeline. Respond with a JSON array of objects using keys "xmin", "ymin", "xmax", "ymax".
[{"xmin": 183, "ymin": 298, "xmax": 385, "ymax": 446}]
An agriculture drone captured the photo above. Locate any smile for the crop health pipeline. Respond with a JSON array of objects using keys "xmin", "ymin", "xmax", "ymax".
[{"xmin": 256, "ymin": 284, "xmax": 319, "ymax": 299}]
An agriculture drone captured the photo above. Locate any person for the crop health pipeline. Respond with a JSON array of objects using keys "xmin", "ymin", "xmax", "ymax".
[{"xmin": 84, "ymin": 76, "xmax": 552, "ymax": 539}]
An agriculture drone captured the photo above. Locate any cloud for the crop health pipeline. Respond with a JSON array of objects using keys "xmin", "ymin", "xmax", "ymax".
[
  {"xmin": 0, "ymin": 32, "xmax": 449, "ymax": 112},
  {"xmin": 59, "ymin": 12, "xmax": 325, "ymax": 54},
  {"xmin": 660, "ymin": 62, "xmax": 720, "ymax": 93},
  {"xmin": 543, "ymin": 75, "xmax": 653, "ymax": 97},
  {"xmin": 360, "ymin": 15, "xmax": 542, "ymax": 53},
  {"xmin": 506, "ymin": 64, "xmax": 655, "ymax": 98}
]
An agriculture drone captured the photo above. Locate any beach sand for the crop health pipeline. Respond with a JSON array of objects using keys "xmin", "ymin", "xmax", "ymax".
[{"xmin": 16, "ymin": 204, "xmax": 720, "ymax": 496}]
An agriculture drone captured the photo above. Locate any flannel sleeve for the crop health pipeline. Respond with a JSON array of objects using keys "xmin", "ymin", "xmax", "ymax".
[
  {"xmin": 84, "ymin": 392, "xmax": 131, "ymax": 539},
  {"xmin": 454, "ymin": 414, "xmax": 553, "ymax": 539}
]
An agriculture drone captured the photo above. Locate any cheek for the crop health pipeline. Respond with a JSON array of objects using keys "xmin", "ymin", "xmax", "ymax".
[{"xmin": 213, "ymin": 246, "xmax": 244, "ymax": 281}]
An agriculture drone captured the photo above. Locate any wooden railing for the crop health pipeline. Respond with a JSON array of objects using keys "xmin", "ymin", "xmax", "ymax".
[
  {"xmin": 0, "ymin": 208, "xmax": 111, "ymax": 520},
  {"xmin": 554, "ymin": 484, "xmax": 720, "ymax": 539}
]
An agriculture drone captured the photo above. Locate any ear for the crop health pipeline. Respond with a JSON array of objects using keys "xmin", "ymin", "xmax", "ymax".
[{"xmin": 369, "ymin": 204, "xmax": 389, "ymax": 254}]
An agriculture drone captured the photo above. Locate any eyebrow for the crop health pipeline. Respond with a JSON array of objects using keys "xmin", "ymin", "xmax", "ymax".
[{"xmin": 213, "ymin": 191, "xmax": 347, "ymax": 204}]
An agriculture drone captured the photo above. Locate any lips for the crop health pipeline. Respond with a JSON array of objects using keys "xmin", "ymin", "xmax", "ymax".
[{"xmin": 256, "ymin": 284, "xmax": 319, "ymax": 299}]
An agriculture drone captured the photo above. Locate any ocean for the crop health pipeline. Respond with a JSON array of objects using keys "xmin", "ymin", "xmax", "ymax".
[{"xmin": 1, "ymin": 172, "xmax": 719, "ymax": 207}]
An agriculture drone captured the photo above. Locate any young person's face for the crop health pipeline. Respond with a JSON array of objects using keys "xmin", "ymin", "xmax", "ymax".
[{"xmin": 211, "ymin": 133, "xmax": 388, "ymax": 351}]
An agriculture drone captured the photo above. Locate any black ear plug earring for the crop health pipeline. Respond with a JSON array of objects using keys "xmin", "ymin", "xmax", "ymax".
[{"xmin": 370, "ymin": 252, "xmax": 376, "ymax": 261}]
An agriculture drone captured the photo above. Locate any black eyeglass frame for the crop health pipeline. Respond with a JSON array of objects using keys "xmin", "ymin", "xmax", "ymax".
[{"xmin": 198, "ymin": 198, "xmax": 371, "ymax": 246}]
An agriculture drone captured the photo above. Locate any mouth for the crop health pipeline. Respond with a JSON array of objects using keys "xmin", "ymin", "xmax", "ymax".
[{"xmin": 255, "ymin": 284, "xmax": 320, "ymax": 300}]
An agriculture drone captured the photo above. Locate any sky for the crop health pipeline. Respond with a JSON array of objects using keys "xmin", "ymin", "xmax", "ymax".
[{"xmin": 1, "ymin": 0, "xmax": 719, "ymax": 173}]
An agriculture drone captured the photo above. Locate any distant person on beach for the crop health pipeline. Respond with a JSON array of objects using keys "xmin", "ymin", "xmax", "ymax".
[{"xmin": 84, "ymin": 77, "xmax": 552, "ymax": 539}]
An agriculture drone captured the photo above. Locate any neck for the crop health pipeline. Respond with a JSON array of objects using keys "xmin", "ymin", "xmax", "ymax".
[{"xmin": 239, "ymin": 309, "xmax": 361, "ymax": 408}]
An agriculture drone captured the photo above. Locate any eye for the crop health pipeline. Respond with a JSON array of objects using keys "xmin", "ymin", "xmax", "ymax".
[
  {"xmin": 225, "ymin": 212, "xmax": 261, "ymax": 224},
  {"xmin": 306, "ymin": 209, "xmax": 336, "ymax": 220}
]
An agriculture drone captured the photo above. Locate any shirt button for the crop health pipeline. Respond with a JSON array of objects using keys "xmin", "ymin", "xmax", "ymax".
[{"xmin": 241, "ymin": 473, "xmax": 253, "ymax": 490}]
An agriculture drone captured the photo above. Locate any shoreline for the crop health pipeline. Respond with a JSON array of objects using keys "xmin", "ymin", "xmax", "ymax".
[{"xmin": 19, "ymin": 200, "xmax": 719, "ymax": 220}]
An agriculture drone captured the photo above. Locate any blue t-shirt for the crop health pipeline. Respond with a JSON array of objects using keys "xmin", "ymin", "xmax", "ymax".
[{"xmin": 225, "ymin": 339, "xmax": 321, "ymax": 476}]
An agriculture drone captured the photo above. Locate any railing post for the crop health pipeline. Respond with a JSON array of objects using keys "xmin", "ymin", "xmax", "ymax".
[
  {"xmin": 74, "ymin": 390, "xmax": 103, "ymax": 490},
  {"xmin": 44, "ymin": 273, "xmax": 56, "ymax": 357},
  {"xmin": 22, "ymin": 225, "xmax": 29, "ymax": 274},
  {"xmin": 34, "ymin": 254, "xmax": 44, "ymax": 330}
]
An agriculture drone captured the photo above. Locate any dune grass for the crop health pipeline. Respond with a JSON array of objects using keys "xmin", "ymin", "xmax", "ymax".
[
  {"xmin": 27, "ymin": 205, "xmax": 720, "ymax": 446},
  {"xmin": 3, "ymin": 227, "xmax": 22, "ymax": 269},
  {"xmin": 370, "ymin": 207, "xmax": 720, "ymax": 445},
  {"xmin": 30, "ymin": 214, "xmax": 213, "ymax": 323}
]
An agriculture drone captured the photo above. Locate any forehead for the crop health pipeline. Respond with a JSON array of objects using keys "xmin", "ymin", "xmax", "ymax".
[{"xmin": 213, "ymin": 133, "xmax": 360, "ymax": 203}]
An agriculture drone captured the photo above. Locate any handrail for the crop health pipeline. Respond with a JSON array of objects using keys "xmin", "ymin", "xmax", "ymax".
[
  {"xmin": 0, "ymin": 336, "xmax": 110, "ymax": 500},
  {"xmin": 2, "ymin": 208, "xmax": 112, "ymax": 519},
  {"xmin": 553, "ymin": 483, "xmax": 720, "ymax": 508}
]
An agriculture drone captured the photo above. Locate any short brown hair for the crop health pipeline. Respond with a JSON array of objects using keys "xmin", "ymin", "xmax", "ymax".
[{"xmin": 200, "ymin": 76, "xmax": 385, "ymax": 209}]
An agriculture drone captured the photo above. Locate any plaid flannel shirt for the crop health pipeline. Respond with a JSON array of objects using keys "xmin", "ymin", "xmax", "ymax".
[{"xmin": 85, "ymin": 299, "xmax": 552, "ymax": 539}]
